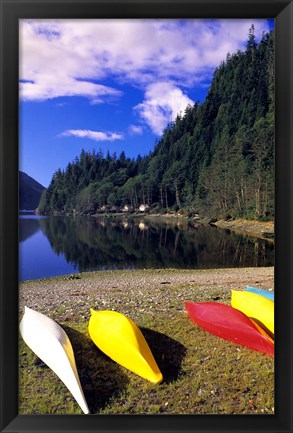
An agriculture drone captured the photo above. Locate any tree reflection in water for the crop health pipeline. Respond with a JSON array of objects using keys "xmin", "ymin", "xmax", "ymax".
[{"xmin": 34, "ymin": 216, "xmax": 274, "ymax": 273}]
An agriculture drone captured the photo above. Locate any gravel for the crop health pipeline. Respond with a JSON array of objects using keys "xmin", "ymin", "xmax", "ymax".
[{"xmin": 19, "ymin": 267, "xmax": 274, "ymax": 322}]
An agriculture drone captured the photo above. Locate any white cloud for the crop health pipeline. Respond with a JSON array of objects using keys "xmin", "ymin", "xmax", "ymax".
[
  {"xmin": 128, "ymin": 125, "xmax": 144, "ymax": 135},
  {"xmin": 19, "ymin": 19, "xmax": 271, "ymax": 102},
  {"xmin": 135, "ymin": 82, "xmax": 194, "ymax": 135},
  {"xmin": 60, "ymin": 129, "xmax": 124, "ymax": 142},
  {"xmin": 20, "ymin": 19, "xmax": 271, "ymax": 136},
  {"xmin": 20, "ymin": 79, "xmax": 122, "ymax": 102}
]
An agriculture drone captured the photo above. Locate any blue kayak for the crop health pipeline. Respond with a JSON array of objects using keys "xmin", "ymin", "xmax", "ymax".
[{"xmin": 246, "ymin": 286, "xmax": 274, "ymax": 301}]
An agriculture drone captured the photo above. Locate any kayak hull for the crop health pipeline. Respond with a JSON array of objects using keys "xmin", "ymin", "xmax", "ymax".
[
  {"xmin": 185, "ymin": 301, "xmax": 274, "ymax": 356},
  {"xmin": 88, "ymin": 309, "xmax": 163, "ymax": 384},
  {"xmin": 231, "ymin": 290, "xmax": 274, "ymax": 335},
  {"xmin": 20, "ymin": 306, "xmax": 89, "ymax": 414},
  {"xmin": 246, "ymin": 286, "xmax": 274, "ymax": 301}
]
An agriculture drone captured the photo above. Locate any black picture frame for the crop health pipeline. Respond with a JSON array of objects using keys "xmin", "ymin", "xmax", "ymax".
[{"xmin": 0, "ymin": 0, "xmax": 292, "ymax": 432}]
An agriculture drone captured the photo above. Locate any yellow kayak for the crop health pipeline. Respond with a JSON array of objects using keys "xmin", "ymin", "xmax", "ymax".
[
  {"xmin": 231, "ymin": 290, "xmax": 274, "ymax": 335},
  {"xmin": 88, "ymin": 309, "xmax": 163, "ymax": 384}
]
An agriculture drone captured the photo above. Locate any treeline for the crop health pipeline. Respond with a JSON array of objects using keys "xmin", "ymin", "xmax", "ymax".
[{"xmin": 38, "ymin": 28, "xmax": 274, "ymax": 220}]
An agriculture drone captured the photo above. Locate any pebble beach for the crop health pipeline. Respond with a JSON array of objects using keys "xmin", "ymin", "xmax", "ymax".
[{"xmin": 19, "ymin": 266, "xmax": 274, "ymax": 322}]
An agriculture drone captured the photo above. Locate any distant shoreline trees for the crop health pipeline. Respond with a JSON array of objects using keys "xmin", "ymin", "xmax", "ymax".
[{"xmin": 38, "ymin": 29, "xmax": 274, "ymax": 221}]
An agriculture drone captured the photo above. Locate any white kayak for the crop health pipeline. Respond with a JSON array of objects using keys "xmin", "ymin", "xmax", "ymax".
[{"xmin": 20, "ymin": 306, "xmax": 89, "ymax": 414}]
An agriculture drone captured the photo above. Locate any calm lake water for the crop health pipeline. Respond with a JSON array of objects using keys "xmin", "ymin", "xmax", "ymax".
[{"xmin": 19, "ymin": 214, "xmax": 274, "ymax": 282}]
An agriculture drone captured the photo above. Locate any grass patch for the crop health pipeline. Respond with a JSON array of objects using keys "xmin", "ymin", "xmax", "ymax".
[{"xmin": 19, "ymin": 286, "xmax": 274, "ymax": 415}]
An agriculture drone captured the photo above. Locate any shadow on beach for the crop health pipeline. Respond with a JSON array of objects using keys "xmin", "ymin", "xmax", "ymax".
[
  {"xmin": 140, "ymin": 327, "xmax": 187, "ymax": 384},
  {"xmin": 63, "ymin": 325, "xmax": 187, "ymax": 412},
  {"xmin": 63, "ymin": 325, "xmax": 129, "ymax": 413}
]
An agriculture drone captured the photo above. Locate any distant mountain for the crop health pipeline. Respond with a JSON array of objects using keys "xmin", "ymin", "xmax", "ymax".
[{"xmin": 19, "ymin": 171, "xmax": 45, "ymax": 210}]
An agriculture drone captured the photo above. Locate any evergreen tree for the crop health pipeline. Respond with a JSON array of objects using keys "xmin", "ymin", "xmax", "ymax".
[{"xmin": 38, "ymin": 29, "xmax": 274, "ymax": 221}]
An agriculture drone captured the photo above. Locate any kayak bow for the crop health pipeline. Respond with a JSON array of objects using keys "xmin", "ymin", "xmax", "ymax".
[
  {"xmin": 20, "ymin": 306, "xmax": 89, "ymax": 414},
  {"xmin": 231, "ymin": 290, "xmax": 274, "ymax": 335},
  {"xmin": 88, "ymin": 309, "xmax": 163, "ymax": 383}
]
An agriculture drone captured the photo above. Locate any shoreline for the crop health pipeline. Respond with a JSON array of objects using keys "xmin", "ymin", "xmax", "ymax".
[
  {"xmin": 19, "ymin": 266, "xmax": 274, "ymax": 322},
  {"xmin": 93, "ymin": 214, "xmax": 275, "ymax": 242},
  {"xmin": 32, "ymin": 210, "xmax": 274, "ymax": 242},
  {"xmin": 212, "ymin": 219, "xmax": 274, "ymax": 241}
]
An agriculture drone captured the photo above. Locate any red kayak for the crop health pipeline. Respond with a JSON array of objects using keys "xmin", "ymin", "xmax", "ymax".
[{"xmin": 185, "ymin": 301, "xmax": 274, "ymax": 357}]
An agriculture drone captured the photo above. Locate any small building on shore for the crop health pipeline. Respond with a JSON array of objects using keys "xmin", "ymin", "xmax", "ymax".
[{"xmin": 138, "ymin": 204, "xmax": 150, "ymax": 212}]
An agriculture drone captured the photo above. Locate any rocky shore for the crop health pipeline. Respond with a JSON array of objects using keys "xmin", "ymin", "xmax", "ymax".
[
  {"xmin": 212, "ymin": 218, "xmax": 274, "ymax": 241},
  {"xmin": 99, "ymin": 213, "xmax": 274, "ymax": 241},
  {"xmin": 19, "ymin": 267, "xmax": 274, "ymax": 322}
]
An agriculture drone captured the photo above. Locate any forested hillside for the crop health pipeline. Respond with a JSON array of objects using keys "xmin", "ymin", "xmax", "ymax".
[
  {"xmin": 38, "ymin": 28, "xmax": 274, "ymax": 220},
  {"xmin": 19, "ymin": 171, "xmax": 45, "ymax": 210}
]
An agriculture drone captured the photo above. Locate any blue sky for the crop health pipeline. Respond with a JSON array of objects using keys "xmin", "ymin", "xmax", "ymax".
[{"xmin": 19, "ymin": 19, "xmax": 274, "ymax": 187}]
